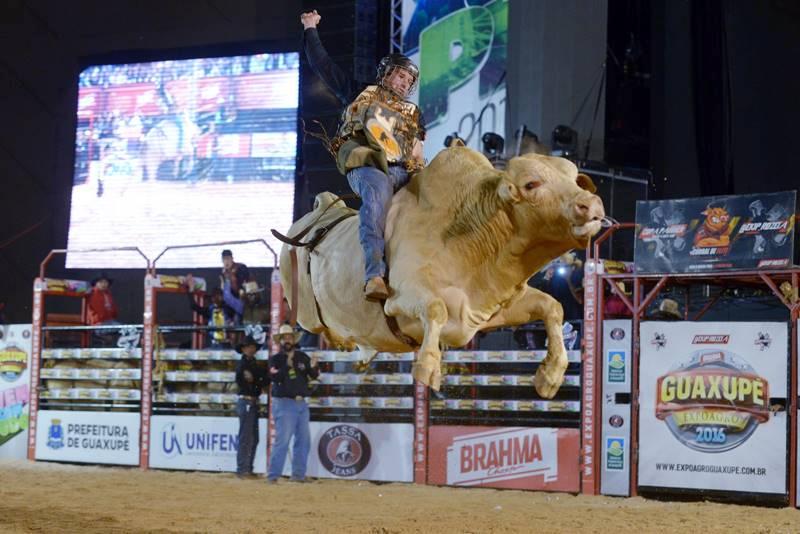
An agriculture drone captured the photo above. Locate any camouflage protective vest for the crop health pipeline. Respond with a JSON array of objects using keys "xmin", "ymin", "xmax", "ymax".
[{"xmin": 333, "ymin": 85, "xmax": 423, "ymax": 175}]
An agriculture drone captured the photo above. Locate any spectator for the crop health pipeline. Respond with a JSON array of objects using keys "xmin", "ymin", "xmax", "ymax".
[
  {"xmin": 235, "ymin": 336, "xmax": 268, "ymax": 479},
  {"xmin": 605, "ymin": 282, "xmax": 633, "ymax": 318},
  {"xmin": 267, "ymin": 324, "xmax": 319, "ymax": 484},
  {"xmin": 221, "ymin": 249, "xmax": 250, "ymax": 296},
  {"xmin": 223, "ymin": 280, "xmax": 270, "ymax": 326},
  {"xmin": 185, "ymin": 275, "xmax": 237, "ymax": 347},
  {"xmin": 87, "ymin": 273, "xmax": 119, "ymax": 325}
]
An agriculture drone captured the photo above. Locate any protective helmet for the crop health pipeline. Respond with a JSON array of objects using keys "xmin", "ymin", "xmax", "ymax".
[{"xmin": 376, "ymin": 53, "xmax": 419, "ymax": 95}]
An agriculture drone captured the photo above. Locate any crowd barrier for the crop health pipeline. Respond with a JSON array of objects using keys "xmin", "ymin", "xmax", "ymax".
[{"xmin": 24, "ymin": 239, "xmax": 800, "ymax": 506}]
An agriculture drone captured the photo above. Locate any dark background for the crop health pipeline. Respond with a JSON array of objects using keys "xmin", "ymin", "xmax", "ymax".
[{"xmin": 1, "ymin": 0, "xmax": 799, "ymax": 323}]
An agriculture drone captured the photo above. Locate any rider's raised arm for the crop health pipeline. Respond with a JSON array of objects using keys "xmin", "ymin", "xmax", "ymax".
[{"xmin": 301, "ymin": 10, "xmax": 354, "ymax": 106}]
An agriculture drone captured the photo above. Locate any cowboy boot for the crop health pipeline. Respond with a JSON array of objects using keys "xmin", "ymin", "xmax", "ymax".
[{"xmin": 364, "ymin": 277, "xmax": 389, "ymax": 301}]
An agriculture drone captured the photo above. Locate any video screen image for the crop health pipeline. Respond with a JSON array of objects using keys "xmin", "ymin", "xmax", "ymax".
[{"xmin": 66, "ymin": 52, "xmax": 299, "ymax": 268}]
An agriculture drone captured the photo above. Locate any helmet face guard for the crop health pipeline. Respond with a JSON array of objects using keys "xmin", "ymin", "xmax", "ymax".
[{"xmin": 377, "ymin": 54, "xmax": 419, "ymax": 97}]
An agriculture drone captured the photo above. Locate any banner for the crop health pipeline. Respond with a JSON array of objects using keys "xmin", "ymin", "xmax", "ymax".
[
  {"xmin": 600, "ymin": 320, "xmax": 632, "ymax": 496},
  {"xmin": 638, "ymin": 322, "xmax": 788, "ymax": 494},
  {"xmin": 281, "ymin": 422, "xmax": 413, "ymax": 482},
  {"xmin": 35, "ymin": 410, "xmax": 140, "ymax": 465},
  {"xmin": 402, "ymin": 0, "xmax": 508, "ymax": 158},
  {"xmin": 634, "ymin": 191, "xmax": 796, "ymax": 273},
  {"xmin": 428, "ymin": 426, "xmax": 580, "ymax": 491},
  {"xmin": 0, "ymin": 325, "xmax": 32, "ymax": 459},
  {"xmin": 149, "ymin": 415, "xmax": 267, "ymax": 472}
]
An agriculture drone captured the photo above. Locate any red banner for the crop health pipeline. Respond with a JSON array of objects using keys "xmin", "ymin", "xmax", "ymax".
[
  {"xmin": 235, "ymin": 71, "xmax": 298, "ymax": 110},
  {"xmin": 164, "ymin": 77, "xmax": 231, "ymax": 112},
  {"xmin": 427, "ymin": 426, "xmax": 580, "ymax": 492},
  {"xmin": 106, "ymin": 83, "xmax": 161, "ymax": 116},
  {"xmin": 217, "ymin": 133, "xmax": 252, "ymax": 158}
]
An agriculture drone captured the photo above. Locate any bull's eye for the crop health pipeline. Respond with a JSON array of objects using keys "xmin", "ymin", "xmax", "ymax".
[{"xmin": 524, "ymin": 180, "xmax": 541, "ymax": 191}]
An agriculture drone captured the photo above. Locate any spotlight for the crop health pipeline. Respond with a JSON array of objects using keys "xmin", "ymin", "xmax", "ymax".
[
  {"xmin": 557, "ymin": 266, "xmax": 567, "ymax": 276},
  {"xmin": 481, "ymin": 132, "xmax": 505, "ymax": 158},
  {"xmin": 551, "ymin": 124, "xmax": 578, "ymax": 158}
]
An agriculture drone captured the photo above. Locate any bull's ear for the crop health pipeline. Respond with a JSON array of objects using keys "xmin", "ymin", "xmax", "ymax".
[
  {"xmin": 576, "ymin": 173, "xmax": 597, "ymax": 193},
  {"xmin": 497, "ymin": 179, "xmax": 522, "ymax": 203}
]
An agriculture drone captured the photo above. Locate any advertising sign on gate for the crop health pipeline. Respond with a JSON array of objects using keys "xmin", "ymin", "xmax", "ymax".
[
  {"xmin": 282, "ymin": 422, "xmax": 413, "ymax": 482},
  {"xmin": 0, "ymin": 324, "xmax": 32, "ymax": 459},
  {"xmin": 634, "ymin": 191, "xmax": 796, "ymax": 273},
  {"xmin": 601, "ymin": 320, "xmax": 632, "ymax": 496},
  {"xmin": 149, "ymin": 415, "xmax": 268, "ymax": 472},
  {"xmin": 35, "ymin": 410, "xmax": 140, "ymax": 465},
  {"xmin": 428, "ymin": 426, "xmax": 580, "ymax": 491},
  {"xmin": 638, "ymin": 322, "xmax": 787, "ymax": 494}
]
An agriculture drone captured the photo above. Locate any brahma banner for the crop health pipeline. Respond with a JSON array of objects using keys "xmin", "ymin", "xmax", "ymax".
[
  {"xmin": 149, "ymin": 415, "xmax": 267, "ymax": 472},
  {"xmin": 402, "ymin": 0, "xmax": 508, "ymax": 158},
  {"xmin": 634, "ymin": 191, "xmax": 796, "ymax": 273},
  {"xmin": 35, "ymin": 410, "xmax": 140, "ymax": 465},
  {"xmin": 428, "ymin": 426, "xmax": 580, "ymax": 491},
  {"xmin": 0, "ymin": 324, "xmax": 32, "ymax": 459},
  {"xmin": 638, "ymin": 322, "xmax": 788, "ymax": 494},
  {"xmin": 283, "ymin": 422, "xmax": 413, "ymax": 482}
]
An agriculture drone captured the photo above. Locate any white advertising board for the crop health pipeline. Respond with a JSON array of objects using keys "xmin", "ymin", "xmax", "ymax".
[
  {"xmin": 35, "ymin": 410, "xmax": 140, "ymax": 465},
  {"xmin": 0, "ymin": 324, "xmax": 32, "ymax": 460},
  {"xmin": 281, "ymin": 422, "xmax": 413, "ymax": 482},
  {"xmin": 638, "ymin": 322, "xmax": 787, "ymax": 494},
  {"xmin": 149, "ymin": 415, "xmax": 267, "ymax": 473}
]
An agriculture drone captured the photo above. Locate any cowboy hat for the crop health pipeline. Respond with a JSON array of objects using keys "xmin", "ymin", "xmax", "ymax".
[
  {"xmin": 241, "ymin": 281, "xmax": 265, "ymax": 295},
  {"xmin": 235, "ymin": 335, "xmax": 261, "ymax": 354},
  {"xmin": 272, "ymin": 323, "xmax": 302, "ymax": 344},
  {"xmin": 651, "ymin": 298, "xmax": 682, "ymax": 320}
]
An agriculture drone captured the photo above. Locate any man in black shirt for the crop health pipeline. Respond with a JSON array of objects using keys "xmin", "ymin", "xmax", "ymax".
[
  {"xmin": 235, "ymin": 336, "xmax": 267, "ymax": 478},
  {"xmin": 266, "ymin": 324, "xmax": 320, "ymax": 483}
]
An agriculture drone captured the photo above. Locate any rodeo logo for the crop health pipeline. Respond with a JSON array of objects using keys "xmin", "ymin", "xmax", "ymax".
[
  {"xmin": 656, "ymin": 349, "xmax": 770, "ymax": 453},
  {"xmin": 161, "ymin": 423, "xmax": 182, "ymax": 458},
  {"xmin": 0, "ymin": 344, "xmax": 27, "ymax": 382},
  {"xmin": 47, "ymin": 419, "xmax": 65, "ymax": 449},
  {"xmin": 318, "ymin": 424, "xmax": 372, "ymax": 477}
]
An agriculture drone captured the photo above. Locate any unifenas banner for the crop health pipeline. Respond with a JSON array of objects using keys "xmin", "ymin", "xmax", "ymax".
[
  {"xmin": 428, "ymin": 426, "xmax": 580, "ymax": 491},
  {"xmin": 638, "ymin": 322, "xmax": 787, "ymax": 494},
  {"xmin": 634, "ymin": 191, "xmax": 796, "ymax": 273},
  {"xmin": 402, "ymin": 0, "xmax": 508, "ymax": 159}
]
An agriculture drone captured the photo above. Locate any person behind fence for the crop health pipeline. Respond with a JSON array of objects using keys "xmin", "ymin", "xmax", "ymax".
[
  {"xmin": 185, "ymin": 275, "xmax": 237, "ymax": 347},
  {"xmin": 267, "ymin": 323, "xmax": 319, "ymax": 483},
  {"xmin": 87, "ymin": 272, "xmax": 120, "ymax": 345},
  {"xmin": 221, "ymin": 249, "xmax": 250, "ymax": 296},
  {"xmin": 235, "ymin": 335, "xmax": 268, "ymax": 479},
  {"xmin": 224, "ymin": 280, "xmax": 270, "ymax": 326},
  {"xmin": 302, "ymin": 10, "xmax": 426, "ymax": 301}
]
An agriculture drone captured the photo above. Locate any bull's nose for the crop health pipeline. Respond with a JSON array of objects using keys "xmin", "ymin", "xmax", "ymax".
[{"xmin": 574, "ymin": 197, "xmax": 605, "ymax": 221}]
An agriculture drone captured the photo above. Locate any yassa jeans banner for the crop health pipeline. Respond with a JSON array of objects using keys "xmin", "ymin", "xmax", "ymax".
[
  {"xmin": 427, "ymin": 426, "xmax": 580, "ymax": 491},
  {"xmin": 638, "ymin": 321, "xmax": 787, "ymax": 494},
  {"xmin": 150, "ymin": 415, "xmax": 267, "ymax": 473},
  {"xmin": 35, "ymin": 410, "xmax": 140, "ymax": 465},
  {"xmin": 283, "ymin": 422, "xmax": 414, "ymax": 482}
]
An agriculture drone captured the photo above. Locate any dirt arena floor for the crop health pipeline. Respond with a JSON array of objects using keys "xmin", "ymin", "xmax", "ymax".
[{"xmin": 1, "ymin": 459, "xmax": 798, "ymax": 533}]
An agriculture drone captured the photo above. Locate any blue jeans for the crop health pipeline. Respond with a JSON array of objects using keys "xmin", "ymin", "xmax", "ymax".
[
  {"xmin": 236, "ymin": 398, "xmax": 259, "ymax": 474},
  {"xmin": 267, "ymin": 397, "xmax": 311, "ymax": 481},
  {"xmin": 347, "ymin": 166, "xmax": 410, "ymax": 282}
]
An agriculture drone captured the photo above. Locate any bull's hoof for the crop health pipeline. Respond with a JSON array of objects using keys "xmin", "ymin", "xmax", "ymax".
[
  {"xmin": 412, "ymin": 362, "xmax": 442, "ymax": 391},
  {"xmin": 353, "ymin": 361, "xmax": 370, "ymax": 373},
  {"xmin": 533, "ymin": 367, "xmax": 564, "ymax": 399}
]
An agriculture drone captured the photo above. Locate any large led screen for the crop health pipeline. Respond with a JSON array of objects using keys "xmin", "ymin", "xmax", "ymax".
[{"xmin": 66, "ymin": 52, "xmax": 299, "ymax": 268}]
